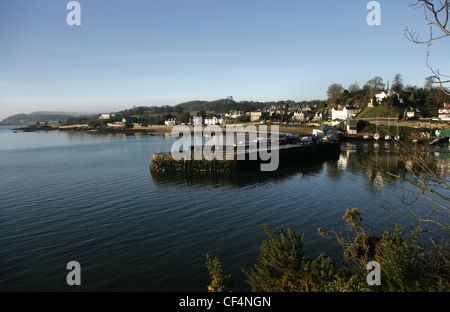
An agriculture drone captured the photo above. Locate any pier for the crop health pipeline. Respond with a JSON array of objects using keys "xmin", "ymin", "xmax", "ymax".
[{"xmin": 150, "ymin": 142, "xmax": 341, "ymax": 174}]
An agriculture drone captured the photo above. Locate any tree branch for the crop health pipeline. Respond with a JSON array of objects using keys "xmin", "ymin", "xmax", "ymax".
[{"xmin": 406, "ymin": 0, "xmax": 450, "ymax": 94}]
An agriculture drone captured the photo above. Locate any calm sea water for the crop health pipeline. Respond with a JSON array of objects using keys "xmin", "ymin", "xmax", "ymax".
[{"xmin": 0, "ymin": 125, "xmax": 447, "ymax": 291}]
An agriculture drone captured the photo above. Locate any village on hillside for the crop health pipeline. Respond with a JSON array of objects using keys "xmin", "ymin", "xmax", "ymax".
[
  {"xmin": 91, "ymin": 75, "xmax": 449, "ymax": 133},
  {"xmin": 91, "ymin": 80, "xmax": 450, "ymax": 141},
  {"xmin": 11, "ymin": 76, "xmax": 450, "ymax": 142}
]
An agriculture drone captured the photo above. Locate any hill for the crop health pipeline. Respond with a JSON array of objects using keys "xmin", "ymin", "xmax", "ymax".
[
  {"xmin": 0, "ymin": 111, "xmax": 78, "ymax": 125},
  {"xmin": 175, "ymin": 98, "xmax": 269, "ymax": 114},
  {"xmin": 356, "ymin": 106, "xmax": 403, "ymax": 118}
]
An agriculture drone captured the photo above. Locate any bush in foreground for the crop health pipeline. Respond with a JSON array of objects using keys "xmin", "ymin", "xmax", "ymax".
[{"xmin": 206, "ymin": 209, "xmax": 449, "ymax": 292}]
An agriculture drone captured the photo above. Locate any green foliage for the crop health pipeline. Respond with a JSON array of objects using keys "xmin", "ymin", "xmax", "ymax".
[
  {"xmin": 206, "ymin": 255, "xmax": 233, "ymax": 292},
  {"xmin": 320, "ymin": 208, "xmax": 449, "ymax": 292},
  {"xmin": 124, "ymin": 120, "xmax": 134, "ymax": 128},
  {"xmin": 356, "ymin": 120, "xmax": 377, "ymax": 133},
  {"xmin": 324, "ymin": 274, "xmax": 372, "ymax": 292},
  {"xmin": 324, "ymin": 74, "xmax": 450, "ymax": 112},
  {"xmin": 196, "ymin": 110, "xmax": 207, "ymax": 120},
  {"xmin": 357, "ymin": 106, "xmax": 402, "ymax": 118},
  {"xmin": 386, "ymin": 95, "xmax": 400, "ymax": 107},
  {"xmin": 374, "ymin": 226, "xmax": 425, "ymax": 291},
  {"xmin": 88, "ymin": 119, "xmax": 109, "ymax": 129},
  {"xmin": 329, "ymin": 221, "xmax": 426, "ymax": 291},
  {"xmin": 335, "ymin": 121, "xmax": 346, "ymax": 131},
  {"xmin": 207, "ymin": 209, "xmax": 449, "ymax": 292},
  {"xmin": 177, "ymin": 111, "xmax": 190, "ymax": 124},
  {"xmin": 372, "ymin": 96, "xmax": 378, "ymax": 106},
  {"xmin": 175, "ymin": 98, "xmax": 266, "ymax": 114},
  {"xmin": 63, "ymin": 116, "xmax": 92, "ymax": 125},
  {"xmin": 242, "ymin": 225, "xmax": 337, "ymax": 292}
]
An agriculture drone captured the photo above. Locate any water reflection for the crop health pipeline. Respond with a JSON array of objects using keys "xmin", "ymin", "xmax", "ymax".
[
  {"xmin": 151, "ymin": 141, "xmax": 449, "ymax": 193},
  {"xmin": 151, "ymin": 158, "xmax": 329, "ymax": 188},
  {"xmin": 435, "ymin": 152, "xmax": 450, "ymax": 176},
  {"xmin": 357, "ymin": 142, "xmax": 449, "ymax": 192}
]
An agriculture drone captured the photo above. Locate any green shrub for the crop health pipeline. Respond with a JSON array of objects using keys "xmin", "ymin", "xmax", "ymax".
[
  {"xmin": 206, "ymin": 255, "xmax": 232, "ymax": 292},
  {"xmin": 206, "ymin": 210, "xmax": 449, "ymax": 292},
  {"xmin": 242, "ymin": 225, "xmax": 337, "ymax": 292}
]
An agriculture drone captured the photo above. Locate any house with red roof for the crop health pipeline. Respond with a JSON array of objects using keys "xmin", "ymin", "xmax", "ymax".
[
  {"xmin": 438, "ymin": 103, "xmax": 450, "ymax": 121},
  {"xmin": 331, "ymin": 105, "xmax": 360, "ymax": 126}
]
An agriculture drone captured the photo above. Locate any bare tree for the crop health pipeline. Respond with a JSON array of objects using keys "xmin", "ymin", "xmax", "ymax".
[
  {"xmin": 364, "ymin": 76, "xmax": 386, "ymax": 97},
  {"xmin": 348, "ymin": 82, "xmax": 360, "ymax": 94},
  {"xmin": 392, "ymin": 73, "xmax": 405, "ymax": 93},
  {"xmin": 404, "ymin": 0, "xmax": 450, "ymax": 95},
  {"xmin": 327, "ymin": 83, "xmax": 344, "ymax": 103},
  {"xmin": 362, "ymin": 142, "xmax": 449, "ymax": 232}
]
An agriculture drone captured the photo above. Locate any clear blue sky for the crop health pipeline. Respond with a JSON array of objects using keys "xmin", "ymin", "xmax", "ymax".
[{"xmin": 0, "ymin": 0, "xmax": 448, "ymax": 119}]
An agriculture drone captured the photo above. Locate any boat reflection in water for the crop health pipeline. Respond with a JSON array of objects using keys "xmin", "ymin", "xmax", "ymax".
[{"xmin": 152, "ymin": 140, "xmax": 449, "ymax": 197}]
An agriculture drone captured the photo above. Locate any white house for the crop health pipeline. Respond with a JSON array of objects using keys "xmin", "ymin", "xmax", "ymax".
[
  {"xmin": 164, "ymin": 118, "xmax": 177, "ymax": 126},
  {"xmin": 405, "ymin": 107, "xmax": 421, "ymax": 119},
  {"xmin": 331, "ymin": 105, "xmax": 360, "ymax": 125},
  {"xmin": 250, "ymin": 110, "xmax": 269, "ymax": 121},
  {"xmin": 312, "ymin": 112, "xmax": 323, "ymax": 122},
  {"xmin": 225, "ymin": 110, "xmax": 245, "ymax": 119},
  {"xmin": 438, "ymin": 103, "xmax": 450, "ymax": 121},
  {"xmin": 204, "ymin": 116, "xmax": 224, "ymax": 126},
  {"xmin": 100, "ymin": 113, "xmax": 115, "ymax": 119},
  {"xmin": 406, "ymin": 110, "xmax": 416, "ymax": 118},
  {"xmin": 293, "ymin": 110, "xmax": 315, "ymax": 122},
  {"xmin": 376, "ymin": 91, "xmax": 399, "ymax": 102},
  {"xmin": 369, "ymin": 89, "xmax": 401, "ymax": 107}
]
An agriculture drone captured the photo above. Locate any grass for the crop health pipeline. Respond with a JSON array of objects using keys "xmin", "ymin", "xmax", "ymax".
[
  {"xmin": 278, "ymin": 125, "xmax": 313, "ymax": 135},
  {"xmin": 357, "ymin": 106, "xmax": 402, "ymax": 118}
]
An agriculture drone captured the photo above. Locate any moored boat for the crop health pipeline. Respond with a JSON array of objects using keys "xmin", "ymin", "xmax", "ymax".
[
  {"xmin": 301, "ymin": 136, "xmax": 312, "ymax": 144},
  {"xmin": 323, "ymin": 133, "xmax": 339, "ymax": 142},
  {"xmin": 374, "ymin": 133, "xmax": 380, "ymax": 141},
  {"xmin": 285, "ymin": 133, "xmax": 299, "ymax": 143}
]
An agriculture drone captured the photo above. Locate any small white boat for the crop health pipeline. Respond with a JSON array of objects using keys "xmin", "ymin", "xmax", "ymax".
[
  {"xmin": 363, "ymin": 134, "xmax": 370, "ymax": 140},
  {"xmin": 394, "ymin": 135, "xmax": 401, "ymax": 142},
  {"xmin": 385, "ymin": 135, "xmax": 390, "ymax": 140},
  {"xmin": 374, "ymin": 133, "xmax": 380, "ymax": 141}
]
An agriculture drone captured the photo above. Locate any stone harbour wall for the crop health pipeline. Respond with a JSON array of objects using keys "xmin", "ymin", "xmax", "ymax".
[{"xmin": 150, "ymin": 142, "xmax": 340, "ymax": 174}]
